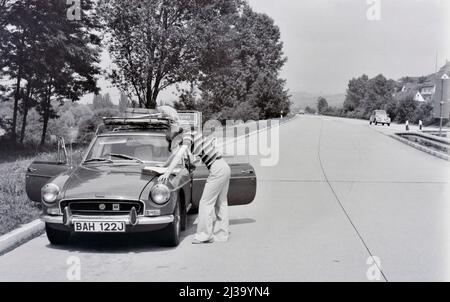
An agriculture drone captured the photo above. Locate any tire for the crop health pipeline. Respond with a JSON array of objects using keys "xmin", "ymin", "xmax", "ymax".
[
  {"xmin": 45, "ymin": 223, "xmax": 70, "ymax": 245},
  {"xmin": 369, "ymin": 121, "xmax": 372, "ymax": 125},
  {"xmin": 375, "ymin": 121, "xmax": 378, "ymax": 126},
  {"xmin": 388, "ymin": 123, "xmax": 390, "ymax": 126},
  {"xmin": 161, "ymin": 201, "xmax": 181, "ymax": 247},
  {"xmin": 382, "ymin": 123, "xmax": 385, "ymax": 126}
]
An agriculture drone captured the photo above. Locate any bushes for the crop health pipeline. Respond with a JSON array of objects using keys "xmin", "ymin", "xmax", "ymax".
[
  {"xmin": 414, "ymin": 102, "xmax": 434, "ymax": 125},
  {"xmin": 395, "ymin": 98, "xmax": 417, "ymax": 123},
  {"xmin": 77, "ymin": 108, "xmax": 119, "ymax": 145},
  {"xmin": 305, "ymin": 106, "xmax": 316, "ymax": 114},
  {"xmin": 219, "ymin": 102, "xmax": 260, "ymax": 121}
]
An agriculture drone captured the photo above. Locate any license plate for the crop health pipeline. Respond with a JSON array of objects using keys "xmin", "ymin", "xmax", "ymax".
[{"xmin": 73, "ymin": 221, "xmax": 126, "ymax": 233}]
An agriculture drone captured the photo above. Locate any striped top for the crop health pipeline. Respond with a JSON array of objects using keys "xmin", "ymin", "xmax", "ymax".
[{"xmin": 182, "ymin": 131, "xmax": 221, "ymax": 169}]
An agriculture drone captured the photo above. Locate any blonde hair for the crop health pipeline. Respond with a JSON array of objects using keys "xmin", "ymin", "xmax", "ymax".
[{"xmin": 156, "ymin": 105, "xmax": 179, "ymax": 122}]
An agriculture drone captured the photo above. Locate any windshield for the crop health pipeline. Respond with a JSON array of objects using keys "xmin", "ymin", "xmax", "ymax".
[
  {"xmin": 85, "ymin": 134, "xmax": 170, "ymax": 164},
  {"xmin": 375, "ymin": 110, "xmax": 387, "ymax": 116}
]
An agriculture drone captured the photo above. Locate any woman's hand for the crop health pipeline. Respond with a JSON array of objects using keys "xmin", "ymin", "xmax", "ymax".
[{"xmin": 158, "ymin": 172, "xmax": 171, "ymax": 183}]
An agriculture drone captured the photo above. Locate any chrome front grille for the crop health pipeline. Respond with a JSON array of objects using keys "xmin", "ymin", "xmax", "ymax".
[{"xmin": 60, "ymin": 200, "xmax": 144, "ymax": 216}]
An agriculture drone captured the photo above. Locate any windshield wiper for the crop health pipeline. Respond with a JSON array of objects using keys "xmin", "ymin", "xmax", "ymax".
[
  {"xmin": 84, "ymin": 158, "xmax": 114, "ymax": 164},
  {"xmin": 103, "ymin": 153, "xmax": 144, "ymax": 163}
]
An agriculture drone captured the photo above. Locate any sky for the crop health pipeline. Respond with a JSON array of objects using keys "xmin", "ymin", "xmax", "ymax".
[{"xmin": 83, "ymin": 0, "xmax": 450, "ymax": 103}]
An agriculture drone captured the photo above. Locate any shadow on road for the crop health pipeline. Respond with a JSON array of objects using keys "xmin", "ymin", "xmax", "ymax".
[{"xmin": 44, "ymin": 215, "xmax": 256, "ymax": 254}]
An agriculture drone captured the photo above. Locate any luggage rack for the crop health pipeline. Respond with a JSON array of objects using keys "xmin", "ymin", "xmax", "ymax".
[
  {"xmin": 97, "ymin": 108, "xmax": 201, "ymax": 134},
  {"xmin": 103, "ymin": 115, "xmax": 174, "ymax": 126},
  {"xmin": 98, "ymin": 113, "xmax": 176, "ymax": 134}
]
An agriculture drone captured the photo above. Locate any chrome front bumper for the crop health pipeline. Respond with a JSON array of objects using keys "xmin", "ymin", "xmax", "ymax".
[{"xmin": 40, "ymin": 214, "xmax": 174, "ymax": 225}]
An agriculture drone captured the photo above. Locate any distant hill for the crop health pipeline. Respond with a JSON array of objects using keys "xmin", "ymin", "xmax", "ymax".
[
  {"xmin": 290, "ymin": 91, "xmax": 345, "ymax": 110},
  {"xmin": 398, "ymin": 61, "xmax": 450, "ymax": 86}
]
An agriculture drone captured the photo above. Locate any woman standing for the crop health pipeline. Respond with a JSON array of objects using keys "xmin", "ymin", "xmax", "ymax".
[{"xmin": 158, "ymin": 107, "xmax": 231, "ymax": 244}]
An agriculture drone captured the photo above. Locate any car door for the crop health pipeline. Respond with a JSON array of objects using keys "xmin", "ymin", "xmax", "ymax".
[
  {"xmin": 192, "ymin": 159, "xmax": 257, "ymax": 208},
  {"xmin": 25, "ymin": 161, "xmax": 72, "ymax": 202}
]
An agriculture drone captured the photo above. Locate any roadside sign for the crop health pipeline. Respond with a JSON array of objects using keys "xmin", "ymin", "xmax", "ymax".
[{"xmin": 178, "ymin": 111, "xmax": 202, "ymax": 132}]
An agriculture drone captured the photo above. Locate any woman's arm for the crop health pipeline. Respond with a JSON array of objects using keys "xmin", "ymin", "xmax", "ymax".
[{"xmin": 158, "ymin": 144, "xmax": 189, "ymax": 182}]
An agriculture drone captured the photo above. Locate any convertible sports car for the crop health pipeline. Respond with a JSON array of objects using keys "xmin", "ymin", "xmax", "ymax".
[{"xmin": 25, "ymin": 110, "xmax": 257, "ymax": 246}]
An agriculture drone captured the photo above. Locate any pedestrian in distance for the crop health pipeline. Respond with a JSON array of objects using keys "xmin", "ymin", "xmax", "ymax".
[
  {"xmin": 406, "ymin": 120, "xmax": 409, "ymax": 131},
  {"xmin": 419, "ymin": 120, "xmax": 423, "ymax": 131}
]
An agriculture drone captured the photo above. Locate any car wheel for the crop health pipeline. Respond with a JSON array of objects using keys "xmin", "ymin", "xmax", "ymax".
[
  {"xmin": 382, "ymin": 123, "xmax": 385, "ymax": 126},
  {"xmin": 45, "ymin": 223, "xmax": 70, "ymax": 245},
  {"xmin": 388, "ymin": 123, "xmax": 390, "ymax": 126},
  {"xmin": 161, "ymin": 201, "xmax": 181, "ymax": 247},
  {"xmin": 375, "ymin": 121, "xmax": 378, "ymax": 126},
  {"xmin": 369, "ymin": 121, "xmax": 372, "ymax": 125}
]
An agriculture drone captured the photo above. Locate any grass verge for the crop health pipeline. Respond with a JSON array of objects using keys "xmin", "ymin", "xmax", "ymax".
[
  {"xmin": 0, "ymin": 158, "xmax": 40, "ymax": 236},
  {"xmin": 0, "ymin": 149, "xmax": 83, "ymax": 236}
]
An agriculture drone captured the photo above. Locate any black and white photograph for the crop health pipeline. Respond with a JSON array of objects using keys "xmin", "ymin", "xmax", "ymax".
[{"xmin": 0, "ymin": 0, "xmax": 449, "ymax": 287}]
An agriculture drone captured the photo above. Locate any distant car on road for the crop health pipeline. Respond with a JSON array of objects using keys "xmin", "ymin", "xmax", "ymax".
[
  {"xmin": 297, "ymin": 110, "xmax": 305, "ymax": 115},
  {"xmin": 369, "ymin": 110, "xmax": 391, "ymax": 126}
]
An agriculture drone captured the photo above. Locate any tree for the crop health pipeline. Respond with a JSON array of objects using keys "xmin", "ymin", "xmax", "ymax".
[
  {"xmin": 93, "ymin": 93, "xmax": 114, "ymax": 110},
  {"xmin": 344, "ymin": 74, "xmax": 369, "ymax": 112},
  {"xmin": 305, "ymin": 106, "xmax": 316, "ymax": 114},
  {"xmin": 418, "ymin": 76, "xmax": 427, "ymax": 84},
  {"xmin": 0, "ymin": 0, "xmax": 13, "ymax": 70},
  {"xmin": 197, "ymin": 3, "xmax": 289, "ymax": 120},
  {"xmin": 414, "ymin": 101, "xmax": 434, "ymax": 125},
  {"xmin": 18, "ymin": 81, "xmax": 37, "ymax": 143},
  {"xmin": 118, "ymin": 92, "xmax": 131, "ymax": 112},
  {"xmin": 48, "ymin": 103, "xmax": 93, "ymax": 144},
  {"xmin": 247, "ymin": 73, "xmax": 290, "ymax": 120},
  {"xmin": 1, "ymin": 0, "xmax": 101, "ymax": 145},
  {"xmin": 99, "ymin": 0, "xmax": 239, "ymax": 109},
  {"xmin": 361, "ymin": 74, "xmax": 395, "ymax": 117},
  {"xmin": 220, "ymin": 101, "xmax": 260, "ymax": 121},
  {"xmin": 344, "ymin": 74, "xmax": 396, "ymax": 119},
  {"xmin": 396, "ymin": 96, "xmax": 417, "ymax": 123},
  {"xmin": 385, "ymin": 97, "xmax": 398, "ymax": 122},
  {"xmin": 317, "ymin": 97, "xmax": 328, "ymax": 114},
  {"xmin": 77, "ymin": 108, "xmax": 119, "ymax": 145},
  {"xmin": 1, "ymin": 0, "xmax": 36, "ymax": 142}
]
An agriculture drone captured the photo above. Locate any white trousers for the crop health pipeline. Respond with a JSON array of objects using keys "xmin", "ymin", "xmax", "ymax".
[{"xmin": 195, "ymin": 158, "xmax": 231, "ymax": 242}]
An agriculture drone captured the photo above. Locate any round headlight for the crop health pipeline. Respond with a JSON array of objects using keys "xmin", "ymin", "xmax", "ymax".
[
  {"xmin": 42, "ymin": 183, "xmax": 60, "ymax": 204},
  {"xmin": 150, "ymin": 184, "xmax": 171, "ymax": 205}
]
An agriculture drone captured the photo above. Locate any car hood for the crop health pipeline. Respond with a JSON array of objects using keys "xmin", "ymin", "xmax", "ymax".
[{"xmin": 62, "ymin": 164, "xmax": 158, "ymax": 200}]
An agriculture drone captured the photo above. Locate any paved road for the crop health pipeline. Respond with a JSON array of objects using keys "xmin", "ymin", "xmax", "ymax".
[{"xmin": 0, "ymin": 115, "xmax": 449, "ymax": 281}]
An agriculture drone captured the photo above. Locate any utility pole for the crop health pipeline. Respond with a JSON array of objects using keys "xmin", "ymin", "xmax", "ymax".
[{"xmin": 439, "ymin": 74, "xmax": 449, "ymax": 136}]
